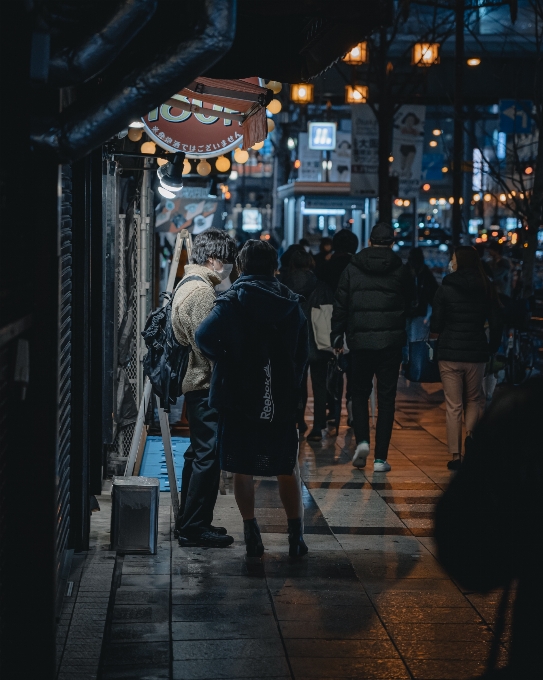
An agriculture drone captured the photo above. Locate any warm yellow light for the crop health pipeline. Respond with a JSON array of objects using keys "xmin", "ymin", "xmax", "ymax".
[
  {"xmin": 224, "ymin": 191, "xmax": 231, "ymax": 200},
  {"xmin": 429, "ymin": 140, "xmax": 438, "ymax": 147},
  {"xmin": 423, "ymin": 183, "xmax": 431, "ymax": 191},
  {"xmin": 234, "ymin": 148, "xmax": 249, "ymax": 164},
  {"xmin": 481, "ymin": 233, "xmax": 488, "ymax": 241},
  {"xmin": 524, "ymin": 242, "xmax": 529, "ymax": 248},
  {"xmin": 511, "ymin": 191, "xmax": 516, "ymax": 196},
  {"xmin": 128, "ymin": 128, "xmax": 143, "ymax": 142},
  {"xmin": 197, "ymin": 159, "xmax": 211, "ymax": 176},
  {"xmin": 290, "ymin": 83, "xmax": 314, "ymax": 105},
  {"xmin": 467, "ymin": 57, "xmax": 481, "ymax": 66},
  {"xmin": 251, "ymin": 141, "xmax": 264, "ymax": 150},
  {"xmin": 345, "ymin": 85, "xmax": 368, "ymax": 104},
  {"xmin": 294, "ymin": 159, "xmax": 301, "ymax": 169},
  {"xmin": 267, "ymin": 99, "xmax": 282, "ymax": 114},
  {"xmin": 388, "ymin": 155, "xmax": 394, "ymax": 162},
  {"xmin": 429, "ymin": 198, "xmax": 437, "ymax": 205},
  {"xmin": 525, "ymin": 166, "xmax": 533, "ymax": 175},
  {"xmin": 412, "ymin": 42, "xmax": 440, "ymax": 67},
  {"xmin": 183, "ymin": 159, "xmax": 191, "ymax": 175},
  {"xmin": 141, "ymin": 141, "xmax": 156, "ymax": 154},
  {"xmin": 157, "ymin": 157, "xmax": 168, "ymax": 166},
  {"xmin": 520, "ymin": 192, "xmax": 525, "ymax": 199},
  {"xmin": 215, "ymin": 155, "xmax": 231, "ymax": 173},
  {"xmin": 438, "ymin": 198, "xmax": 447, "ymax": 205},
  {"xmin": 343, "ymin": 42, "xmax": 369, "ymax": 65},
  {"xmin": 492, "ymin": 231, "xmax": 499, "ymax": 237},
  {"xmin": 403, "ymin": 199, "xmax": 410, "ymax": 207},
  {"xmin": 432, "ymin": 129, "xmax": 442, "ymax": 136},
  {"xmin": 266, "ymin": 81, "xmax": 282, "ymax": 94},
  {"xmin": 394, "ymin": 199, "xmax": 404, "ymax": 206},
  {"xmin": 500, "ymin": 193, "xmax": 506, "ymax": 201},
  {"xmin": 267, "ymin": 118, "xmax": 275, "ymax": 133},
  {"xmin": 460, "ymin": 197, "xmax": 464, "ymax": 204},
  {"xmin": 484, "ymin": 193, "xmax": 492, "ymax": 202},
  {"xmin": 442, "ymin": 166, "xmax": 448, "ymax": 173},
  {"xmin": 449, "ymin": 197, "xmax": 454, "ymax": 204},
  {"xmin": 473, "ymin": 193, "xmax": 481, "ymax": 201},
  {"xmin": 511, "ymin": 232, "xmax": 518, "ymax": 244}
]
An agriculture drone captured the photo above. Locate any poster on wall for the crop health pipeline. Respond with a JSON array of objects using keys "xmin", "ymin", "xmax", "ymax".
[
  {"xmin": 298, "ymin": 132, "xmax": 352, "ymax": 182},
  {"xmin": 155, "ymin": 194, "xmax": 219, "ymax": 233},
  {"xmin": 390, "ymin": 105, "xmax": 426, "ymax": 197},
  {"xmin": 350, "ymin": 105, "xmax": 378, "ymax": 196}
]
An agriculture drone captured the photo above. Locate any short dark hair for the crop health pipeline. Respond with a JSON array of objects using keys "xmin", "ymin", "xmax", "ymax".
[
  {"xmin": 290, "ymin": 249, "xmax": 313, "ymax": 270},
  {"xmin": 191, "ymin": 228, "xmax": 237, "ymax": 265},
  {"xmin": 238, "ymin": 239, "xmax": 278, "ymax": 276},
  {"xmin": 332, "ymin": 229, "xmax": 359, "ymax": 254}
]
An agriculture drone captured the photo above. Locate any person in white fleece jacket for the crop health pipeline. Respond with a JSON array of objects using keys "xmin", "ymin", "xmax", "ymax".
[{"xmin": 171, "ymin": 228, "xmax": 237, "ymax": 548}]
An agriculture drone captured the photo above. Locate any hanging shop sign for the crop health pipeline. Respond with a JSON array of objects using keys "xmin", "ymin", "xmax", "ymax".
[
  {"xmin": 390, "ymin": 105, "xmax": 426, "ymax": 198},
  {"xmin": 350, "ymin": 105, "xmax": 378, "ymax": 196},
  {"xmin": 142, "ymin": 77, "xmax": 264, "ymax": 159}
]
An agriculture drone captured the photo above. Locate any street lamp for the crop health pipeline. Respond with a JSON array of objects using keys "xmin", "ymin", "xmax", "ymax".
[
  {"xmin": 343, "ymin": 42, "xmax": 368, "ymax": 65},
  {"xmin": 345, "ymin": 85, "xmax": 368, "ymax": 104},
  {"xmin": 412, "ymin": 43, "xmax": 440, "ymax": 67},
  {"xmin": 290, "ymin": 83, "xmax": 314, "ymax": 105}
]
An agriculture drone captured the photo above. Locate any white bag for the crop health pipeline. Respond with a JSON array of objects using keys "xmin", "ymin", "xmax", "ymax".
[{"xmin": 311, "ymin": 304, "xmax": 334, "ymax": 352}]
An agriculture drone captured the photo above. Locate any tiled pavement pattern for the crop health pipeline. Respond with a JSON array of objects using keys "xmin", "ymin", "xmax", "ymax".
[{"xmin": 92, "ymin": 378, "xmax": 511, "ymax": 680}]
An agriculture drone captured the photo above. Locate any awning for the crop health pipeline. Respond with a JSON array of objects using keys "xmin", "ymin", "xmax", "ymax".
[{"xmin": 164, "ymin": 77, "xmax": 273, "ymax": 150}]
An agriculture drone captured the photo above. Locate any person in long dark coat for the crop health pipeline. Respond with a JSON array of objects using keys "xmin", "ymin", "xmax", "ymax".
[{"xmin": 195, "ymin": 240, "xmax": 309, "ymax": 560}]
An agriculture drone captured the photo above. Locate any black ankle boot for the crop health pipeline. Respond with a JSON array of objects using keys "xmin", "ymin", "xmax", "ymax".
[
  {"xmin": 243, "ymin": 518, "xmax": 264, "ymax": 559},
  {"xmin": 287, "ymin": 518, "xmax": 308, "ymax": 558}
]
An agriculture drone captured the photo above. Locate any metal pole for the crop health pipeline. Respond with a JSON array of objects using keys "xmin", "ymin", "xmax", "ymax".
[
  {"xmin": 156, "ymin": 395, "xmax": 180, "ymax": 518},
  {"xmin": 452, "ymin": 0, "xmax": 465, "ymax": 247},
  {"xmin": 412, "ymin": 197, "xmax": 418, "ymax": 248}
]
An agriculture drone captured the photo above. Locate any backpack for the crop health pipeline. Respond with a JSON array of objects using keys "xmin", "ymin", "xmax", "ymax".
[{"xmin": 141, "ymin": 275, "xmax": 202, "ymax": 412}]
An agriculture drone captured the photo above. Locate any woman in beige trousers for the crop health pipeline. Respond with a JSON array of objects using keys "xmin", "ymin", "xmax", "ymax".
[{"xmin": 430, "ymin": 247, "xmax": 501, "ymax": 469}]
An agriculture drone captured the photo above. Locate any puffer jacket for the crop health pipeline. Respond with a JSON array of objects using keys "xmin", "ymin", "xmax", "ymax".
[
  {"xmin": 331, "ymin": 247, "xmax": 414, "ymax": 350},
  {"xmin": 430, "ymin": 269, "xmax": 502, "ymax": 363}
]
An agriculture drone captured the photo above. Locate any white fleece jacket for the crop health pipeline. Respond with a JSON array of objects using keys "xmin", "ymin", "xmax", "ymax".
[{"xmin": 171, "ymin": 264, "xmax": 221, "ymax": 394}]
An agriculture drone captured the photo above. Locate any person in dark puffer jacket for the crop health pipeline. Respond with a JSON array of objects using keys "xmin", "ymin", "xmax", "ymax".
[
  {"xmin": 430, "ymin": 246, "xmax": 501, "ymax": 470},
  {"xmin": 331, "ymin": 222, "xmax": 414, "ymax": 472}
]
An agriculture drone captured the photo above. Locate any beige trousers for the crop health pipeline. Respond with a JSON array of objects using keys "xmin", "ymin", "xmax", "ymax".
[{"xmin": 439, "ymin": 361, "xmax": 486, "ymax": 456}]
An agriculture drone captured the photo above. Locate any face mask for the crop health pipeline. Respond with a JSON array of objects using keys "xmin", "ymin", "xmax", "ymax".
[
  {"xmin": 448, "ymin": 260, "xmax": 455, "ymax": 274},
  {"xmin": 213, "ymin": 261, "xmax": 233, "ymax": 281}
]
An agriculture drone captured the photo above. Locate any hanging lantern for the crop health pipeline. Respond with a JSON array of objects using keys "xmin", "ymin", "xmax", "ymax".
[
  {"xmin": 345, "ymin": 85, "xmax": 368, "ymax": 104},
  {"xmin": 197, "ymin": 159, "xmax": 211, "ymax": 176},
  {"xmin": 343, "ymin": 42, "xmax": 368, "ymax": 65},
  {"xmin": 141, "ymin": 141, "xmax": 156, "ymax": 154},
  {"xmin": 128, "ymin": 127, "xmax": 143, "ymax": 142},
  {"xmin": 290, "ymin": 83, "xmax": 314, "ymax": 105},
  {"xmin": 266, "ymin": 99, "xmax": 282, "ymax": 114},
  {"xmin": 215, "ymin": 155, "xmax": 231, "ymax": 173},
  {"xmin": 182, "ymin": 158, "xmax": 191, "ymax": 175},
  {"xmin": 234, "ymin": 148, "xmax": 249, "ymax": 164},
  {"xmin": 412, "ymin": 43, "xmax": 440, "ymax": 66}
]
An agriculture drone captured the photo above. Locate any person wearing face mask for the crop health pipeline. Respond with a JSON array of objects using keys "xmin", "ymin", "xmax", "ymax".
[
  {"xmin": 430, "ymin": 247, "xmax": 502, "ymax": 470},
  {"xmin": 171, "ymin": 228, "xmax": 237, "ymax": 548}
]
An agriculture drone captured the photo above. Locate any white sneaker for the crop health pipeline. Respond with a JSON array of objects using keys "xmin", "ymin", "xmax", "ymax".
[
  {"xmin": 352, "ymin": 442, "xmax": 369, "ymax": 468},
  {"xmin": 374, "ymin": 459, "xmax": 391, "ymax": 472}
]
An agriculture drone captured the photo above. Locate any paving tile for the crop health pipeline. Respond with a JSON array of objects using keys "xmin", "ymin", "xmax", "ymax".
[
  {"xmin": 172, "ymin": 657, "xmax": 291, "ymax": 679},
  {"xmin": 172, "ymin": 620, "xmax": 279, "ymax": 641},
  {"xmin": 112, "ymin": 604, "xmax": 169, "ymax": 623},
  {"xmin": 284, "ymin": 638, "xmax": 398, "ymax": 658},
  {"xmin": 405, "ymin": 658, "xmax": 487, "ymax": 679},
  {"xmin": 102, "ymin": 641, "xmax": 170, "ymax": 666},
  {"xmin": 101, "ymin": 667, "xmax": 169, "ymax": 679},
  {"xmin": 110, "ymin": 622, "xmax": 170, "ymax": 642},
  {"xmin": 171, "ymin": 604, "xmax": 274, "ymax": 622},
  {"xmin": 173, "ymin": 638, "xmax": 285, "ymax": 660},
  {"xmin": 289, "ymin": 657, "xmax": 410, "ymax": 678}
]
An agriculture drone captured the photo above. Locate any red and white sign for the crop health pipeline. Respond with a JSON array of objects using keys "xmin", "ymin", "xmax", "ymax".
[{"xmin": 142, "ymin": 77, "xmax": 261, "ymax": 159}]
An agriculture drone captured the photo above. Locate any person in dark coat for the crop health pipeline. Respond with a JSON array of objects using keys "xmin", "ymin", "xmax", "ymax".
[
  {"xmin": 405, "ymin": 248, "xmax": 439, "ymax": 360},
  {"xmin": 321, "ymin": 229, "xmax": 359, "ymax": 292},
  {"xmin": 435, "ymin": 376, "xmax": 543, "ymax": 678},
  {"xmin": 195, "ymin": 240, "xmax": 309, "ymax": 560},
  {"xmin": 313, "ymin": 237, "xmax": 333, "ymax": 280},
  {"xmin": 331, "ymin": 222, "xmax": 414, "ymax": 472},
  {"xmin": 283, "ymin": 248, "xmax": 335, "ymax": 442},
  {"xmin": 430, "ymin": 246, "xmax": 501, "ymax": 470}
]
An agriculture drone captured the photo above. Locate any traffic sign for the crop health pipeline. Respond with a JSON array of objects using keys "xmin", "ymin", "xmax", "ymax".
[
  {"xmin": 499, "ymin": 100, "xmax": 533, "ymax": 134},
  {"xmin": 308, "ymin": 122, "xmax": 337, "ymax": 150}
]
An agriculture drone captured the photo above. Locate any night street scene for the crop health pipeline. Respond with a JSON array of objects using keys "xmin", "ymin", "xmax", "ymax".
[{"xmin": 2, "ymin": 1, "xmax": 543, "ymax": 679}]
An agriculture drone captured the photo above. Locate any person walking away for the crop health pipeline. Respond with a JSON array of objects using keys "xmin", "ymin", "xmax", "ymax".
[
  {"xmin": 283, "ymin": 248, "xmax": 335, "ymax": 442},
  {"xmin": 171, "ymin": 228, "xmax": 237, "ymax": 548},
  {"xmin": 331, "ymin": 222, "xmax": 414, "ymax": 472},
  {"xmin": 321, "ymin": 229, "xmax": 359, "ymax": 293},
  {"xmin": 405, "ymin": 247, "xmax": 439, "ymax": 363},
  {"xmin": 195, "ymin": 240, "xmax": 309, "ymax": 559},
  {"xmin": 314, "ymin": 237, "xmax": 333, "ymax": 281},
  {"xmin": 430, "ymin": 246, "xmax": 501, "ymax": 470}
]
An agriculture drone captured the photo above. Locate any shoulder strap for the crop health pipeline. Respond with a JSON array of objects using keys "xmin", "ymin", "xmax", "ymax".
[{"xmin": 172, "ymin": 274, "xmax": 207, "ymax": 296}]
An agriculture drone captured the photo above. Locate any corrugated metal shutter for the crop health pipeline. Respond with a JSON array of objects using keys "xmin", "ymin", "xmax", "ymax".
[{"xmin": 56, "ymin": 165, "xmax": 73, "ymax": 581}]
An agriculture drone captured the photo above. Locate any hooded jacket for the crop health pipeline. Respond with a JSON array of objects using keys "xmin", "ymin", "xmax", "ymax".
[
  {"xmin": 195, "ymin": 275, "xmax": 309, "ymax": 422},
  {"xmin": 430, "ymin": 269, "xmax": 502, "ymax": 363},
  {"xmin": 331, "ymin": 247, "xmax": 414, "ymax": 351}
]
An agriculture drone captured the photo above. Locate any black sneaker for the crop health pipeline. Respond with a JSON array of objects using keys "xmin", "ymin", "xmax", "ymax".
[
  {"xmin": 178, "ymin": 531, "xmax": 234, "ymax": 548},
  {"xmin": 447, "ymin": 458, "xmax": 462, "ymax": 471},
  {"xmin": 210, "ymin": 525, "xmax": 227, "ymax": 535}
]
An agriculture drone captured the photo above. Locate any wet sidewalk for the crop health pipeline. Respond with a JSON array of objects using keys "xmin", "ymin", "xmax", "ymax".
[{"xmin": 93, "ymin": 379, "xmax": 509, "ymax": 680}]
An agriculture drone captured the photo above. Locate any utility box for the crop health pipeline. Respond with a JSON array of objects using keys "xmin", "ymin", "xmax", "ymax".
[{"xmin": 111, "ymin": 476, "xmax": 159, "ymax": 554}]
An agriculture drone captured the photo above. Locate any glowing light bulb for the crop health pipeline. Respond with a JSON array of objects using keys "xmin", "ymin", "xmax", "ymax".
[
  {"xmin": 128, "ymin": 128, "xmax": 143, "ymax": 142},
  {"xmin": 267, "ymin": 118, "xmax": 275, "ymax": 133},
  {"xmin": 197, "ymin": 159, "xmax": 211, "ymax": 176},
  {"xmin": 251, "ymin": 141, "xmax": 264, "ymax": 150},
  {"xmin": 215, "ymin": 155, "xmax": 231, "ymax": 173},
  {"xmin": 141, "ymin": 141, "xmax": 156, "ymax": 154},
  {"xmin": 267, "ymin": 99, "xmax": 282, "ymax": 114},
  {"xmin": 157, "ymin": 157, "xmax": 168, "ymax": 166},
  {"xmin": 183, "ymin": 159, "xmax": 191, "ymax": 175},
  {"xmin": 234, "ymin": 148, "xmax": 249, "ymax": 164}
]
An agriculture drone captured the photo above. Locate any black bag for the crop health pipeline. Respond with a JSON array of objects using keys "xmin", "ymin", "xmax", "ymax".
[
  {"xmin": 404, "ymin": 339, "xmax": 440, "ymax": 383},
  {"xmin": 141, "ymin": 275, "xmax": 202, "ymax": 412}
]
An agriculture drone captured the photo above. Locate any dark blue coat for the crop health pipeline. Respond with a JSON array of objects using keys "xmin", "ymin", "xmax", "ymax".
[{"xmin": 195, "ymin": 275, "xmax": 309, "ymax": 423}]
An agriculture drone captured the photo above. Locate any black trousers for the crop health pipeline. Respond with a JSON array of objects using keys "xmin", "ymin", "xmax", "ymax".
[
  {"xmin": 350, "ymin": 347, "xmax": 402, "ymax": 460},
  {"xmin": 309, "ymin": 352, "xmax": 331, "ymax": 431},
  {"xmin": 177, "ymin": 389, "xmax": 220, "ymax": 536}
]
